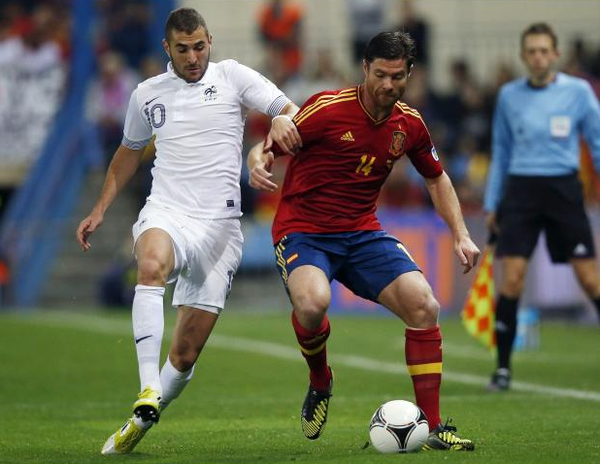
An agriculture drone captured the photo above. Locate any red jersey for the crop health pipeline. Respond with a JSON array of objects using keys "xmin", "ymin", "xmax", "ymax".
[{"xmin": 271, "ymin": 86, "xmax": 443, "ymax": 243}]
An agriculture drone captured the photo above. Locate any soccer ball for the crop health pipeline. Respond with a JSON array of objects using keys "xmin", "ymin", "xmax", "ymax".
[{"xmin": 369, "ymin": 400, "xmax": 429, "ymax": 453}]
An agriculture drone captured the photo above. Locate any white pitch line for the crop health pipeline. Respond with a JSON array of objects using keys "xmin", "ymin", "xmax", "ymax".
[
  {"xmin": 209, "ymin": 335, "xmax": 600, "ymax": 402},
  {"xmin": 9, "ymin": 311, "xmax": 600, "ymax": 402},
  {"xmin": 441, "ymin": 341, "xmax": 593, "ymax": 365}
]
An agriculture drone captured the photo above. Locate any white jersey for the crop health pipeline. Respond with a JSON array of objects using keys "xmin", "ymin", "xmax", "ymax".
[{"xmin": 122, "ymin": 60, "xmax": 290, "ymax": 218}]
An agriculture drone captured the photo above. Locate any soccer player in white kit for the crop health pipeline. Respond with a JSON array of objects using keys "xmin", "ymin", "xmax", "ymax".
[{"xmin": 76, "ymin": 8, "xmax": 300, "ymax": 455}]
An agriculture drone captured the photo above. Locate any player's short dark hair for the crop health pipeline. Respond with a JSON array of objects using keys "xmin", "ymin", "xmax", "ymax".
[
  {"xmin": 165, "ymin": 7, "xmax": 208, "ymax": 41},
  {"xmin": 364, "ymin": 31, "xmax": 415, "ymax": 69},
  {"xmin": 521, "ymin": 22, "xmax": 558, "ymax": 50}
]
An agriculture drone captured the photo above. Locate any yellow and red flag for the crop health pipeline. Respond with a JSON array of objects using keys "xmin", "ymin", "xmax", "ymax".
[{"xmin": 461, "ymin": 247, "xmax": 496, "ymax": 351}]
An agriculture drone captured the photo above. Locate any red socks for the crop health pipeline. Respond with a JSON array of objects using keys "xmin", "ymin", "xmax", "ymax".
[
  {"xmin": 291, "ymin": 312, "xmax": 442, "ymax": 427},
  {"xmin": 291, "ymin": 312, "xmax": 331, "ymax": 390},
  {"xmin": 405, "ymin": 326, "xmax": 443, "ymax": 431}
]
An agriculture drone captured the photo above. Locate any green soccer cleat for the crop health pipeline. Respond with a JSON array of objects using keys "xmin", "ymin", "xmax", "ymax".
[
  {"xmin": 300, "ymin": 371, "xmax": 333, "ymax": 440},
  {"xmin": 100, "ymin": 388, "xmax": 161, "ymax": 455},
  {"xmin": 101, "ymin": 416, "xmax": 153, "ymax": 455},
  {"xmin": 422, "ymin": 420, "xmax": 475, "ymax": 451},
  {"xmin": 133, "ymin": 387, "xmax": 161, "ymax": 423}
]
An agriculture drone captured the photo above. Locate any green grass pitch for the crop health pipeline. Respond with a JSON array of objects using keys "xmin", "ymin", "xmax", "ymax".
[{"xmin": 0, "ymin": 308, "xmax": 598, "ymax": 464}]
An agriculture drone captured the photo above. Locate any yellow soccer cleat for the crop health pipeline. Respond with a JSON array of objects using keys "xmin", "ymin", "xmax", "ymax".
[
  {"xmin": 300, "ymin": 371, "xmax": 334, "ymax": 440},
  {"xmin": 100, "ymin": 388, "xmax": 161, "ymax": 455},
  {"xmin": 422, "ymin": 419, "xmax": 475, "ymax": 451},
  {"xmin": 101, "ymin": 417, "xmax": 152, "ymax": 455},
  {"xmin": 133, "ymin": 387, "xmax": 161, "ymax": 423}
]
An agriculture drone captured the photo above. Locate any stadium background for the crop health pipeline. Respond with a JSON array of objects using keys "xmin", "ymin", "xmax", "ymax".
[
  {"xmin": 1, "ymin": 2, "xmax": 600, "ymax": 463},
  {"xmin": 1, "ymin": 0, "xmax": 600, "ymax": 320}
]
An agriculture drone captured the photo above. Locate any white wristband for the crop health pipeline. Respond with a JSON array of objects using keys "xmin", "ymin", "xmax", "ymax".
[{"xmin": 272, "ymin": 114, "xmax": 293, "ymax": 122}]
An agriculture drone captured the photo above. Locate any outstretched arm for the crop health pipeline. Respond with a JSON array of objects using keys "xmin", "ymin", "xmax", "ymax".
[
  {"xmin": 76, "ymin": 144, "xmax": 144, "ymax": 251},
  {"xmin": 267, "ymin": 102, "xmax": 301, "ymax": 155},
  {"xmin": 249, "ymin": 102, "xmax": 302, "ymax": 192},
  {"xmin": 424, "ymin": 172, "xmax": 480, "ymax": 274},
  {"xmin": 247, "ymin": 140, "xmax": 277, "ymax": 192}
]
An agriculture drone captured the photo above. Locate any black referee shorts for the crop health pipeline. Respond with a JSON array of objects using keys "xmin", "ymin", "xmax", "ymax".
[{"xmin": 496, "ymin": 174, "xmax": 595, "ymax": 263}]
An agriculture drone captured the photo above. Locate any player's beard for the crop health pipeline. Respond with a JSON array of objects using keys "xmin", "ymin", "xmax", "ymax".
[
  {"xmin": 174, "ymin": 48, "xmax": 211, "ymax": 83},
  {"xmin": 377, "ymin": 88, "xmax": 403, "ymax": 109}
]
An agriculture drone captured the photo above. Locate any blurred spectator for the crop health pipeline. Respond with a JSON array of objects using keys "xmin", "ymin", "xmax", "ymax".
[
  {"xmin": 482, "ymin": 61, "xmax": 515, "ymax": 142},
  {"xmin": 447, "ymin": 134, "xmax": 489, "ymax": 213},
  {"xmin": 3, "ymin": 1, "xmax": 30, "ymax": 37},
  {"xmin": 282, "ymin": 48, "xmax": 348, "ymax": 106},
  {"xmin": 99, "ymin": 237, "xmax": 136, "ymax": 307},
  {"xmin": 0, "ymin": 1, "xmax": 66, "ymax": 223},
  {"xmin": 86, "ymin": 51, "xmax": 139, "ymax": 161},
  {"xmin": 0, "ymin": 4, "xmax": 61, "ymax": 73},
  {"xmin": 435, "ymin": 59, "xmax": 488, "ymax": 153},
  {"xmin": 0, "ymin": 250, "xmax": 9, "ymax": 305},
  {"xmin": 564, "ymin": 37, "xmax": 593, "ymax": 76},
  {"xmin": 0, "ymin": 10, "xmax": 14, "ymax": 62},
  {"xmin": 133, "ymin": 56, "xmax": 164, "ymax": 209},
  {"xmin": 100, "ymin": 0, "xmax": 151, "ymax": 68},
  {"xmin": 22, "ymin": 4, "xmax": 62, "ymax": 71},
  {"xmin": 262, "ymin": 44, "xmax": 291, "ymax": 88},
  {"xmin": 460, "ymin": 79, "xmax": 490, "ymax": 151},
  {"xmin": 561, "ymin": 42, "xmax": 600, "ymax": 203},
  {"xmin": 258, "ymin": 0, "xmax": 303, "ymax": 81},
  {"xmin": 139, "ymin": 55, "xmax": 164, "ymax": 80},
  {"xmin": 347, "ymin": 0, "xmax": 385, "ymax": 66},
  {"xmin": 301, "ymin": 49, "xmax": 348, "ymax": 97},
  {"xmin": 563, "ymin": 37, "xmax": 600, "ymax": 96},
  {"xmin": 402, "ymin": 64, "xmax": 444, "ymax": 137},
  {"xmin": 47, "ymin": 2, "xmax": 71, "ymax": 60},
  {"xmin": 591, "ymin": 50, "xmax": 600, "ymax": 83},
  {"xmin": 487, "ymin": 61, "xmax": 516, "ymax": 96},
  {"xmin": 395, "ymin": 0, "xmax": 430, "ymax": 66}
]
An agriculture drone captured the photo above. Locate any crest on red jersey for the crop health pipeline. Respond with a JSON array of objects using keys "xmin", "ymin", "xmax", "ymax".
[{"xmin": 389, "ymin": 131, "xmax": 406, "ymax": 157}]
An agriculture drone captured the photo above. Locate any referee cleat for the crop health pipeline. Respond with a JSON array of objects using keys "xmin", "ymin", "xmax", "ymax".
[
  {"xmin": 101, "ymin": 416, "xmax": 154, "ymax": 455},
  {"xmin": 133, "ymin": 387, "xmax": 161, "ymax": 423},
  {"xmin": 487, "ymin": 368, "xmax": 511, "ymax": 392},
  {"xmin": 422, "ymin": 420, "xmax": 475, "ymax": 451},
  {"xmin": 301, "ymin": 370, "xmax": 334, "ymax": 440}
]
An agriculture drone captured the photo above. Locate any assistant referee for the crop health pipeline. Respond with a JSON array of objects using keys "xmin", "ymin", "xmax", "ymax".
[{"xmin": 484, "ymin": 23, "xmax": 600, "ymax": 391}]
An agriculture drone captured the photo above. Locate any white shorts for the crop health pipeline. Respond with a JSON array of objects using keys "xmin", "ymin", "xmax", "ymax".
[{"xmin": 132, "ymin": 203, "xmax": 243, "ymax": 313}]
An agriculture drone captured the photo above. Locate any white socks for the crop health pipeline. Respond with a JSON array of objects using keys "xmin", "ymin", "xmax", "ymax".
[
  {"xmin": 159, "ymin": 356, "xmax": 195, "ymax": 412},
  {"xmin": 132, "ymin": 285, "xmax": 195, "ymax": 414},
  {"xmin": 132, "ymin": 414, "xmax": 154, "ymax": 430},
  {"xmin": 132, "ymin": 284, "xmax": 165, "ymax": 393}
]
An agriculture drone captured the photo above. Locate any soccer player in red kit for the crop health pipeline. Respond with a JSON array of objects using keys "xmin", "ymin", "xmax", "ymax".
[{"xmin": 248, "ymin": 31, "xmax": 480, "ymax": 451}]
